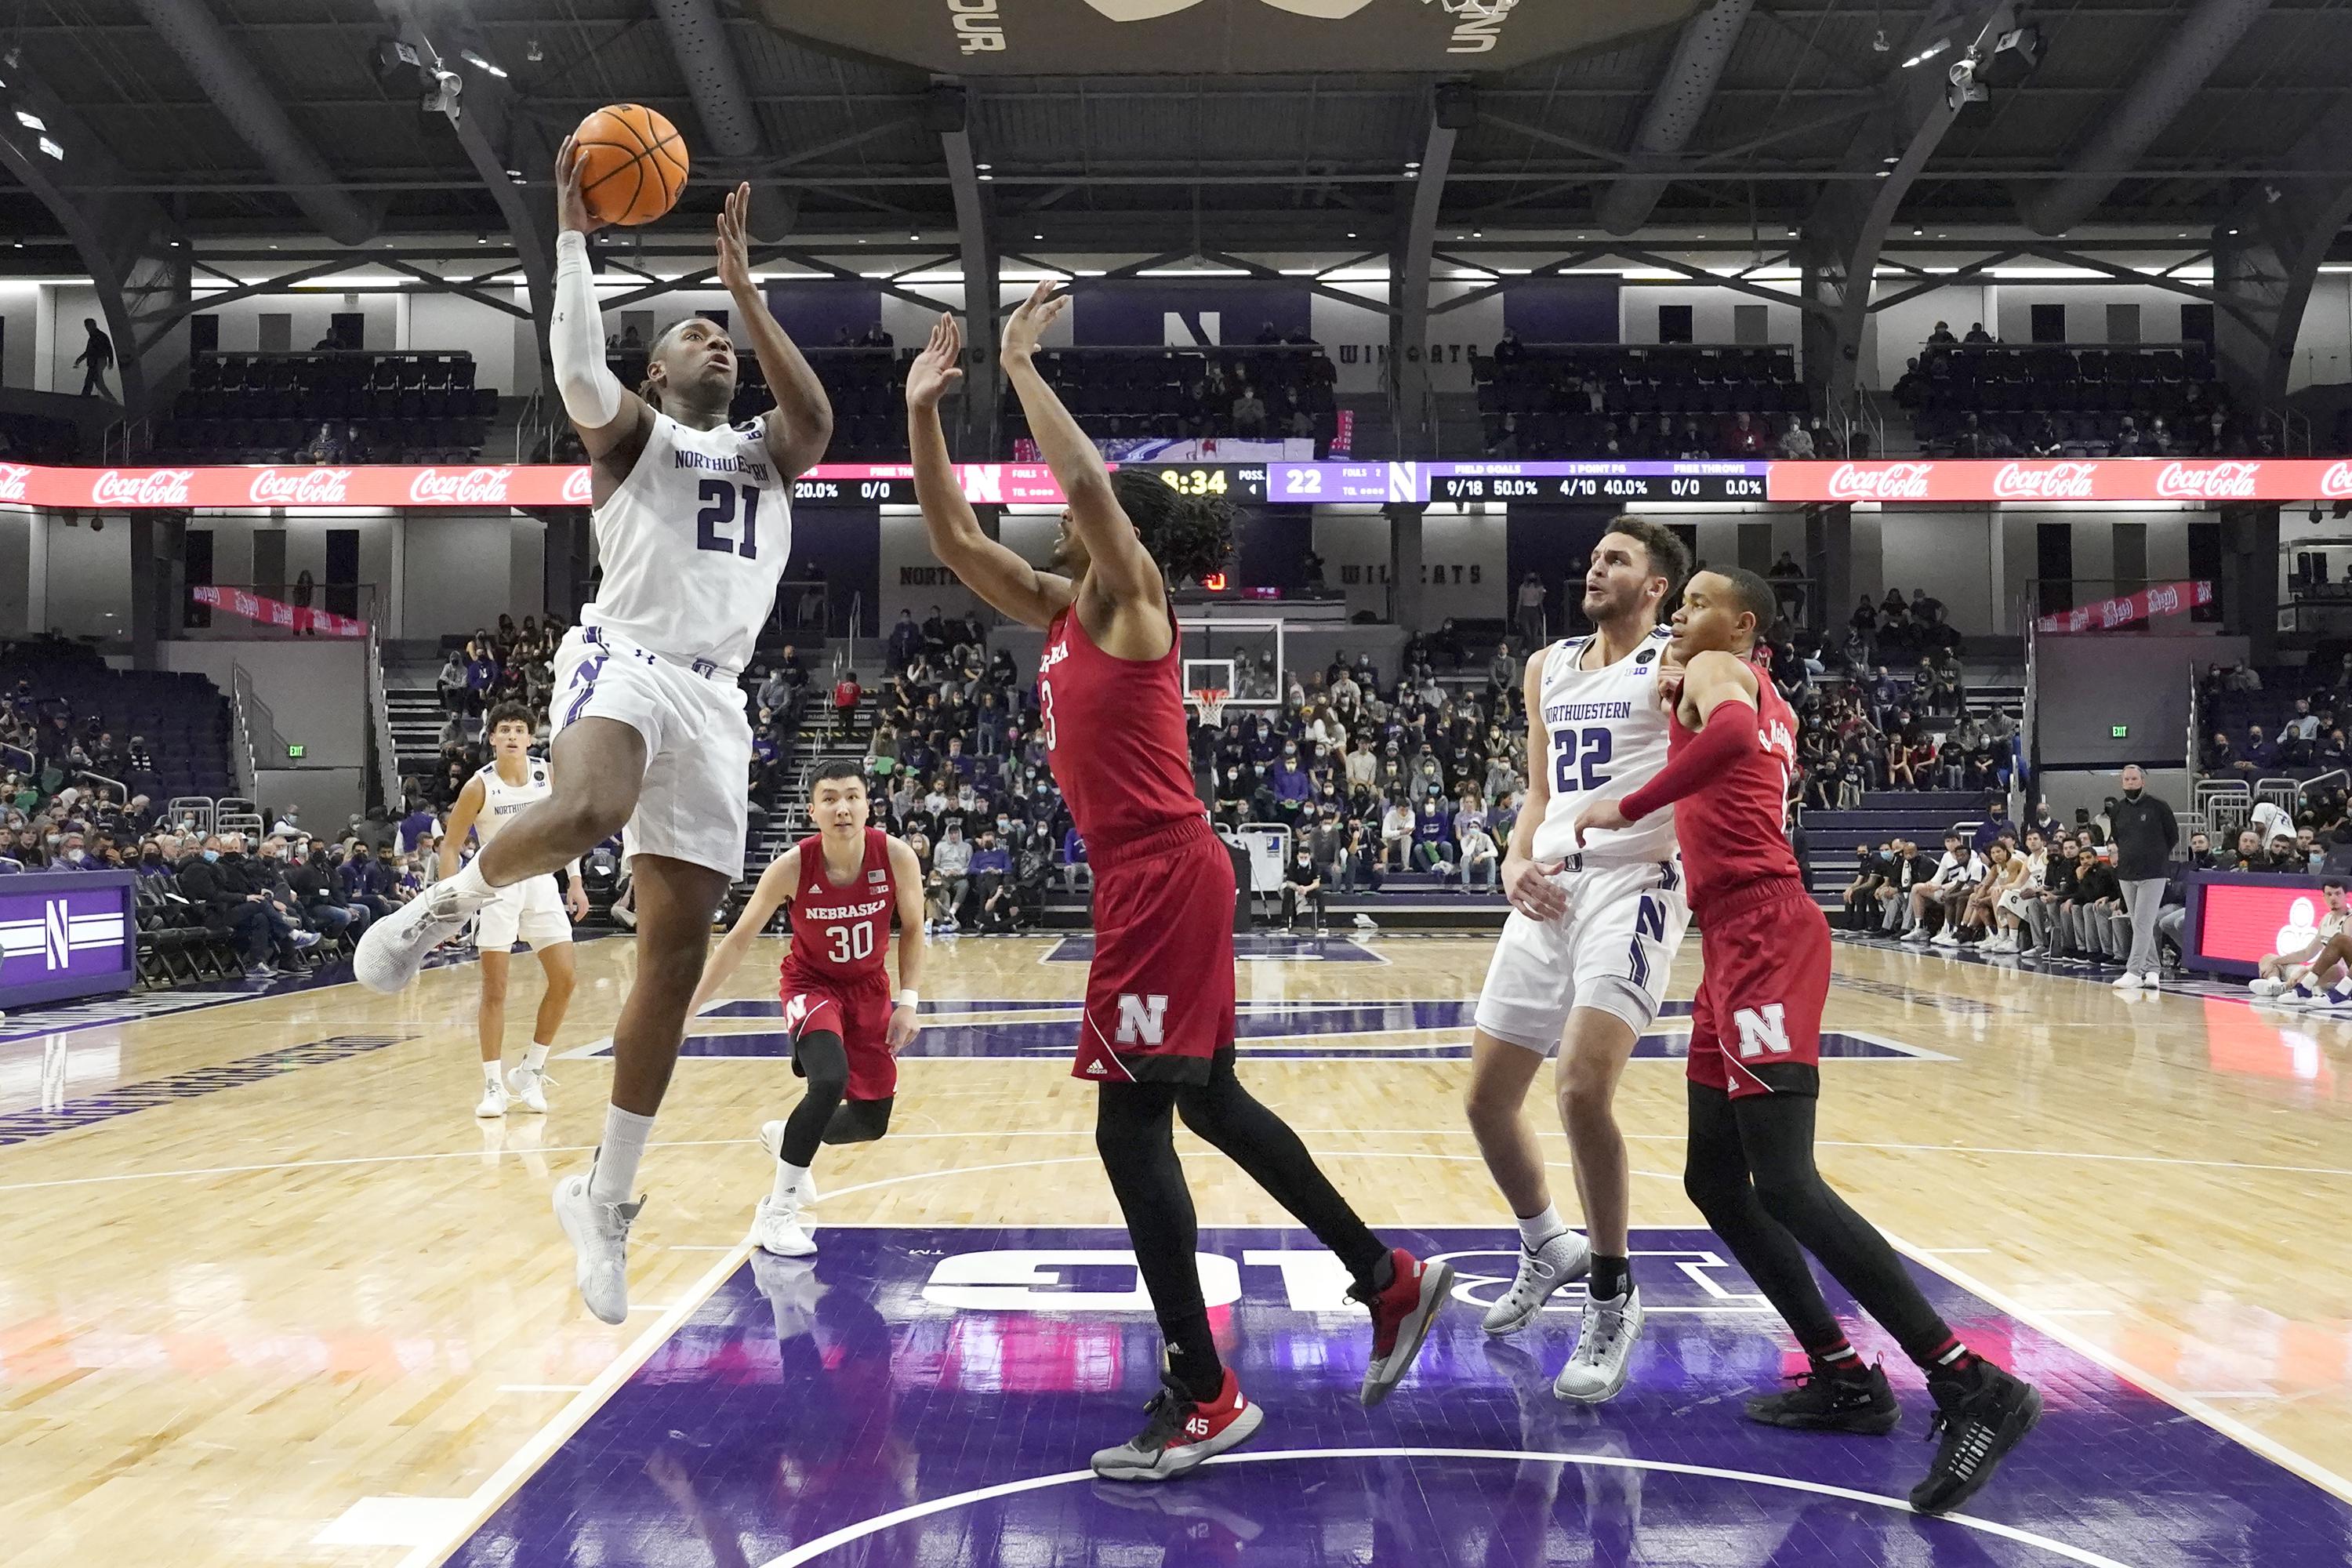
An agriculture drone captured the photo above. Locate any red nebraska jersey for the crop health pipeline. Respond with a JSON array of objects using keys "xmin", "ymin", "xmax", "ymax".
[
  {"xmin": 1037, "ymin": 601, "xmax": 1202, "ymax": 847},
  {"xmin": 784, "ymin": 829, "xmax": 895, "ymax": 977},
  {"xmin": 1668, "ymin": 662, "xmax": 1801, "ymax": 909}
]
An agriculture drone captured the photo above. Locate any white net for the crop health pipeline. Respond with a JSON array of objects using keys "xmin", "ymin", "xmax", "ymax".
[{"xmin": 1179, "ymin": 619, "xmax": 1287, "ymax": 710}]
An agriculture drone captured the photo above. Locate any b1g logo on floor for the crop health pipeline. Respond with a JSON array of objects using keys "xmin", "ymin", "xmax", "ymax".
[{"xmin": 1733, "ymin": 1004, "xmax": 1791, "ymax": 1059}]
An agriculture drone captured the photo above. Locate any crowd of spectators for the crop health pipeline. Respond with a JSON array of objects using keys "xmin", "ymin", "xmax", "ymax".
[
  {"xmin": 1001, "ymin": 342, "xmax": 1341, "ymax": 454},
  {"xmin": 1895, "ymin": 324, "xmax": 2258, "ymax": 459},
  {"xmin": 2197, "ymin": 658, "xmax": 2352, "ymax": 783}
]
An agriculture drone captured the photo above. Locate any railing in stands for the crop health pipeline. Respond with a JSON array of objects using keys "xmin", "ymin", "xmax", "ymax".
[
  {"xmin": 2194, "ymin": 779, "xmax": 2251, "ymax": 841},
  {"xmin": 166, "ymin": 797, "xmax": 216, "ymax": 836},
  {"xmin": 0, "ymin": 739, "xmax": 31, "ymax": 772},
  {"xmin": 226, "ymin": 662, "xmax": 290, "ymax": 806},
  {"xmin": 364, "ymin": 621, "xmax": 400, "ymax": 813},
  {"xmin": 2301, "ymin": 768, "xmax": 2348, "ymax": 803},
  {"xmin": 72, "ymin": 766, "xmax": 127, "ymax": 804},
  {"xmin": 2254, "ymin": 776, "xmax": 2302, "ymax": 818},
  {"xmin": 100, "ymin": 416, "xmax": 151, "ymax": 463},
  {"xmin": 216, "ymin": 796, "xmax": 263, "ymax": 841}
]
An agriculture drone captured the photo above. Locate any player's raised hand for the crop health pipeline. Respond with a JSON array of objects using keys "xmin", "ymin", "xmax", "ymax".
[
  {"xmin": 554, "ymin": 136, "xmax": 604, "ymax": 237},
  {"xmin": 716, "ymin": 182, "xmax": 754, "ymax": 295},
  {"xmin": 887, "ymin": 1000, "xmax": 920, "ymax": 1051},
  {"xmin": 906, "ymin": 313, "xmax": 965, "ymax": 411},
  {"xmin": 1503, "ymin": 851, "xmax": 1567, "ymax": 922},
  {"xmin": 1001, "ymin": 276, "xmax": 1069, "ymax": 362},
  {"xmin": 1570, "ymin": 797, "xmax": 1631, "ymax": 848}
]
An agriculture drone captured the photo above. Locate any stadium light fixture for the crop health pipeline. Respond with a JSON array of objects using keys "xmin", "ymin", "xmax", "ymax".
[
  {"xmin": 526, "ymin": 38, "xmax": 544, "ymax": 63},
  {"xmin": 38, "ymin": 136, "xmax": 61, "ymax": 160},
  {"xmin": 1901, "ymin": 37, "xmax": 1950, "ymax": 67},
  {"xmin": 14, "ymin": 110, "xmax": 44, "ymax": 131},
  {"xmin": 459, "ymin": 49, "xmax": 507, "ymax": 78}
]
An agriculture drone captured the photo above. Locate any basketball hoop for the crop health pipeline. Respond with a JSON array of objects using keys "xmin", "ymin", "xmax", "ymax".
[{"xmin": 1191, "ymin": 688, "xmax": 1230, "ymax": 727}]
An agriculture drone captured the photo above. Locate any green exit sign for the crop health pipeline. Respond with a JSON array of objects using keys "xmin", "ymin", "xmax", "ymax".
[
  {"xmin": 286, "ymin": 743, "xmax": 305, "ymax": 758},
  {"xmin": 2111, "ymin": 725, "xmax": 2128, "ymax": 739}
]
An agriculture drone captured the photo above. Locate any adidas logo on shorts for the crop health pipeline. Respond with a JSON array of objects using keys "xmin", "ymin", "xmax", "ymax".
[{"xmin": 1084, "ymin": 1059, "xmax": 1107, "ymax": 1076}]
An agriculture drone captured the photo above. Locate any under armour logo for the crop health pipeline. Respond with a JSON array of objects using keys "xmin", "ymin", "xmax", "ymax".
[{"xmin": 1082, "ymin": 0, "xmax": 1376, "ymax": 16}]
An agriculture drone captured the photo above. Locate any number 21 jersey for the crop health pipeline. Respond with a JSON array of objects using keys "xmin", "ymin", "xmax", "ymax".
[
  {"xmin": 583, "ymin": 410, "xmax": 793, "ymax": 674},
  {"xmin": 1531, "ymin": 626, "xmax": 1677, "ymax": 865}
]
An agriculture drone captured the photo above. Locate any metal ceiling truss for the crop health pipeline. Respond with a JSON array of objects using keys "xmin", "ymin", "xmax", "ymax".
[
  {"xmin": 1395, "ymin": 101, "xmax": 1460, "ymax": 453},
  {"xmin": 2211, "ymin": 94, "xmax": 2352, "ymax": 408}
]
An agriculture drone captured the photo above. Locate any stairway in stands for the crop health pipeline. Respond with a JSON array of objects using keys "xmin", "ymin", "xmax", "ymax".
[
  {"xmin": 384, "ymin": 671, "xmax": 447, "ymax": 786},
  {"xmin": 1801, "ymin": 789, "xmax": 1993, "ymax": 901},
  {"xmin": 747, "ymin": 692, "xmax": 877, "ymax": 873}
]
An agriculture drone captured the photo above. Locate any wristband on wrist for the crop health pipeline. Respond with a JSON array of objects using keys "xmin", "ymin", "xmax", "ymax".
[{"xmin": 897, "ymin": 988, "xmax": 920, "ymax": 1008}]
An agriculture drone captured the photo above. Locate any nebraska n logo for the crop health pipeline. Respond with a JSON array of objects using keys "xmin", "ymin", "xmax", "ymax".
[
  {"xmin": 1115, "ymin": 993, "xmax": 1170, "ymax": 1046},
  {"xmin": 1733, "ymin": 1004, "xmax": 1791, "ymax": 1060}
]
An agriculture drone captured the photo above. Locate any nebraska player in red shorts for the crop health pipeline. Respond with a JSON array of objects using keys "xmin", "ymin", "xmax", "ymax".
[
  {"xmin": 691, "ymin": 760, "xmax": 926, "ymax": 1258},
  {"xmin": 1573, "ymin": 568, "xmax": 2040, "ymax": 1515},
  {"xmin": 908, "ymin": 294, "xmax": 1451, "ymax": 1483}
]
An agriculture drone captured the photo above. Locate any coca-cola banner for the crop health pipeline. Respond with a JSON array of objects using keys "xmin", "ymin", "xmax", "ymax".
[
  {"xmin": 1771, "ymin": 459, "xmax": 2352, "ymax": 506},
  {"xmin": 190, "ymin": 584, "xmax": 368, "ymax": 638},
  {"xmin": 2034, "ymin": 579, "xmax": 2215, "ymax": 635}
]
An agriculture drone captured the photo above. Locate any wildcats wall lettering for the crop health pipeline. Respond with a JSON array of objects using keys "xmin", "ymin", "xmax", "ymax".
[{"xmin": 1338, "ymin": 563, "xmax": 1484, "ymax": 586}]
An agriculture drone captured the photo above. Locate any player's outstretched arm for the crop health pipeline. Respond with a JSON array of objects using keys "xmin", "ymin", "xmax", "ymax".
[
  {"xmin": 717, "ymin": 182, "xmax": 833, "ymax": 479},
  {"xmin": 437, "ymin": 776, "xmax": 485, "ymax": 883},
  {"xmin": 550, "ymin": 137, "xmax": 652, "ymax": 466},
  {"xmin": 887, "ymin": 837, "xmax": 927, "ymax": 1051},
  {"xmin": 906, "ymin": 314, "xmax": 1074, "ymax": 630},
  {"xmin": 688, "ymin": 849, "xmax": 797, "ymax": 1018},
  {"xmin": 1000, "ymin": 279, "xmax": 1162, "ymax": 608},
  {"xmin": 1599, "ymin": 652, "xmax": 1763, "ymax": 836}
]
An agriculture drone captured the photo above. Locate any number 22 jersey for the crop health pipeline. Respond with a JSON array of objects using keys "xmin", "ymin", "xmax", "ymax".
[{"xmin": 1530, "ymin": 626, "xmax": 1678, "ymax": 865}]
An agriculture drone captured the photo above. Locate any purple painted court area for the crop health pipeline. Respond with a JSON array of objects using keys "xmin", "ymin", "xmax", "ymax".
[
  {"xmin": 1047, "ymin": 933, "xmax": 1388, "ymax": 962},
  {"xmin": 452, "ymin": 1225, "xmax": 2350, "ymax": 1567}
]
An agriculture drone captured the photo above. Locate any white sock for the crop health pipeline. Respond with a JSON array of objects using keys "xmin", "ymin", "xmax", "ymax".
[
  {"xmin": 1515, "ymin": 1203, "xmax": 1567, "ymax": 1251},
  {"xmin": 771, "ymin": 1158, "xmax": 813, "ymax": 1209},
  {"xmin": 447, "ymin": 858, "xmax": 499, "ymax": 903},
  {"xmin": 481, "ymin": 1060, "xmax": 503, "ymax": 1090},
  {"xmin": 523, "ymin": 1043, "xmax": 550, "ymax": 1073},
  {"xmin": 588, "ymin": 1105, "xmax": 655, "ymax": 1203}
]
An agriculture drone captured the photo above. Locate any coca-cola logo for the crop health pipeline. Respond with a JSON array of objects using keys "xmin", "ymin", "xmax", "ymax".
[
  {"xmin": 561, "ymin": 467, "xmax": 593, "ymax": 504},
  {"xmin": 1825, "ymin": 462, "xmax": 1933, "ymax": 501},
  {"xmin": 246, "ymin": 467, "xmax": 354, "ymax": 506},
  {"xmin": 2155, "ymin": 461, "xmax": 2259, "ymax": 500},
  {"xmin": 408, "ymin": 466, "xmax": 514, "ymax": 506},
  {"xmin": 1993, "ymin": 461, "xmax": 2097, "ymax": 500},
  {"xmin": 0, "ymin": 463, "xmax": 28, "ymax": 503},
  {"xmin": 2147, "ymin": 585, "xmax": 2180, "ymax": 615},
  {"xmin": 2321, "ymin": 461, "xmax": 2352, "ymax": 499},
  {"xmin": 90, "ymin": 468, "xmax": 194, "ymax": 506}
]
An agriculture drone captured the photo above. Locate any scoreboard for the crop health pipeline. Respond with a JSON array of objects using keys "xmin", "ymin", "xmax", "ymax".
[
  {"xmin": 1425, "ymin": 462, "xmax": 1769, "ymax": 504},
  {"xmin": 783, "ymin": 459, "xmax": 1762, "ymax": 506}
]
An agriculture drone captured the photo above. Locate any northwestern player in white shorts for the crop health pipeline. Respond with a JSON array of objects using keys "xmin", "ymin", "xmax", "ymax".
[
  {"xmin": 1466, "ymin": 517, "xmax": 1692, "ymax": 1403},
  {"xmin": 352, "ymin": 147, "xmax": 833, "ymax": 1324},
  {"xmin": 440, "ymin": 702, "xmax": 590, "ymax": 1120}
]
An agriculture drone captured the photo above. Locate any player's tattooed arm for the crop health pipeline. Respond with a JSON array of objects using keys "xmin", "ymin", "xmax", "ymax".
[
  {"xmin": 887, "ymin": 837, "xmax": 927, "ymax": 1051},
  {"xmin": 688, "ymin": 848, "xmax": 798, "ymax": 1017}
]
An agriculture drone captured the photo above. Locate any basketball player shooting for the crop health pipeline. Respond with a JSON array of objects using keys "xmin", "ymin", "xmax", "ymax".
[
  {"xmin": 1573, "ymin": 567, "xmax": 2042, "ymax": 1515},
  {"xmin": 1466, "ymin": 519, "xmax": 1691, "ymax": 1405},
  {"xmin": 688, "ymin": 761, "xmax": 927, "ymax": 1258},
  {"xmin": 352, "ymin": 141, "xmax": 833, "ymax": 1326},
  {"xmin": 439, "ymin": 702, "xmax": 590, "ymax": 1120},
  {"xmin": 906, "ymin": 295, "xmax": 1452, "ymax": 1483}
]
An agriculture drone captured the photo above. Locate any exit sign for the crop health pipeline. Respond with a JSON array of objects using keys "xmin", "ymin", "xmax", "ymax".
[
  {"xmin": 286, "ymin": 743, "xmax": 306, "ymax": 758},
  {"xmin": 2110, "ymin": 725, "xmax": 2128, "ymax": 739}
]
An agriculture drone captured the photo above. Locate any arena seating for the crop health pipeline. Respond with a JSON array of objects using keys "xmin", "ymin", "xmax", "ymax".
[
  {"xmin": 156, "ymin": 350, "xmax": 498, "ymax": 463},
  {"xmin": 1472, "ymin": 343, "xmax": 1811, "ymax": 459},
  {"xmin": 1002, "ymin": 344, "xmax": 1341, "ymax": 453},
  {"xmin": 1898, "ymin": 342, "xmax": 2245, "ymax": 457},
  {"xmin": 2, "ymin": 641, "xmax": 235, "ymax": 804},
  {"xmin": 604, "ymin": 345, "xmax": 910, "ymax": 460}
]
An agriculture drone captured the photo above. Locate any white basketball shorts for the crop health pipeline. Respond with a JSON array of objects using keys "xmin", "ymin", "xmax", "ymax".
[
  {"xmin": 1475, "ymin": 856, "xmax": 1691, "ymax": 1049},
  {"xmin": 551, "ymin": 625, "xmax": 751, "ymax": 880},
  {"xmin": 474, "ymin": 873, "xmax": 572, "ymax": 952}
]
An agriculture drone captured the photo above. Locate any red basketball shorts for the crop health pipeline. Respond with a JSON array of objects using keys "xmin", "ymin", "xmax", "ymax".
[
  {"xmin": 779, "ymin": 964, "xmax": 898, "ymax": 1102},
  {"xmin": 1685, "ymin": 878, "xmax": 1831, "ymax": 1100},
  {"xmin": 1071, "ymin": 815, "xmax": 1236, "ymax": 1087}
]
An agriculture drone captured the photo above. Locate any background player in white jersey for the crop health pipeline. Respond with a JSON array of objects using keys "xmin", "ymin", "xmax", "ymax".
[
  {"xmin": 352, "ymin": 143, "xmax": 832, "ymax": 1325},
  {"xmin": 1465, "ymin": 517, "xmax": 1692, "ymax": 1403},
  {"xmin": 439, "ymin": 702, "xmax": 590, "ymax": 1120}
]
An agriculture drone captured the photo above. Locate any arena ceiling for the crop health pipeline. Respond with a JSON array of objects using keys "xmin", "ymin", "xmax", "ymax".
[{"xmin": 0, "ymin": 0, "xmax": 2349, "ymax": 260}]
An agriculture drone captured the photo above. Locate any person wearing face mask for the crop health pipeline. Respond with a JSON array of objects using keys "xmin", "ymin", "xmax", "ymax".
[
  {"xmin": 1269, "ymin": 742, "xmax": 1311, "ymax": 823},
  {"xmin": 2106, "ymin": 763, "xmax": 2178, "ymax": 990},
  {"xmin": 177, "ymin": 834, "xmax": 282, "ymax": 975},
  {"xmin": 1282, "ymin": 846, "xmax": 1325, "ymax": 933}
]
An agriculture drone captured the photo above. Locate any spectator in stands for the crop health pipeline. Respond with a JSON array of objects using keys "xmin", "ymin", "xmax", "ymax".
[
  {"xmin": 1232, "ymin": 382, "xmax": 1268, "ymax": 439},
  {"xmin": 1875, "ymin": 839, "xmax": 1926, "ymax": 934},
  {"xmin": 1901, "ymin": 832, "xmax": 1969, "ymax": 941},
  {"xmin": 1412, "ymin": 795, "xmax": 1455, "ymax": 877},
  {"xmin": 2245, "ymin": 724, "xmax": 2281, "ymax": 773},
  {"xmin": 1492, "ymin": 328, "xmax": 1525, "ymax": 365},
  {"xmin": 969, "ymin": 829, "xmax": 1015, "ymax": 933},
  {"xmin": 1062, "ymin": 826, "xmax": 1089, "ymax": 894},
  {"xmin": 886, "ymin": 609, "xmax": 923, "ymax": 673},
  {"xmin": 1779, "ymin": 417, "xmax": 1814, "ymax": 459},
  {"xmin": 74, "ymin": 318, "xmax": 116, "ymax": 398},
  {"xmin": 1964, "ymin": 322, "xmax": 1993, "ymax": 344},
  {"xmin": 1729, "ymin": 411, "xmax": 1766, "ymax": 456},
  {"xmin": 1380, "ymin": 797, "xmax": 1416, "ymax": 873},
  {"xmin": 1515, "ymin": 572, "xmax": 1548, "ymax": 649},
  {"xmin": 1928, "ymin": 321, "xmax": 1958, "ymax": 347},
  {"xmin": 1282, "ymin": 847, "xmax": 1325, "ymax": 931},
  {"xmin": 928, "ymin": 822, "xmax": 972, "ymax": 933},
  {"xmin": 832, "ymin": 668, "xmax": 863, "ymax": 739},
  {"xmin": 2068, "ymin": 847, "xmax": 2125, "ymax": 964}
]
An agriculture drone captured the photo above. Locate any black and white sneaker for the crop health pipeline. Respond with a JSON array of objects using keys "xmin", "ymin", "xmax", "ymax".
[
  {"xmin": 1911, "ymin": 1360, "xmax": 2042, "ymax": 1515},
  {"xmin": 1743, "ymin": 1359, "xmax": 1900, "ymax": 1435}
]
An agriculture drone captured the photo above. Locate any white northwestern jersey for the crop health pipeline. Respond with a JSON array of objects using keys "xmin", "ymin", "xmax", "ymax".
[
  {"xmin": 583, "ymin": 410, "xmax": 794, "ymax": 673},
  {"xmin": 474, "ymin": 757, "xmax": 552, "ymax": 847},
  {"xmin": 1530, "ymin": 626, "xmax": 1678, "ymax": 864}
]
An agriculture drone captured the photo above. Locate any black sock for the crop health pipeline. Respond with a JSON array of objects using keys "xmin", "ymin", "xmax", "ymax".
[
  {"xmin": 1590, "ymin": 1254, "xmax": 1632, "ymax": 1301},
  {"xmin": 1165, "ymin": 1317, "xmax": 1225, "ymax": 1403}
]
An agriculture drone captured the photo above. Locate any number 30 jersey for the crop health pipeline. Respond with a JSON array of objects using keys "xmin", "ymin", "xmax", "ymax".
[
  {"xmin": 785, "ymin": 829, "xmax": 895, "ymax": 980},
  {"xmin": 582, "ymin": 409, "xmax": 793, "ymax": 675},
  {"xmin": 1530, "ymin": 626, "xmax": 1678, "ymax": 866}
]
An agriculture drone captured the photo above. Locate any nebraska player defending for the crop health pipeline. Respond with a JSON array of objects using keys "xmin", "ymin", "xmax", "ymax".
[
  {"xmin": 1468, "ymin": 519, "xmax": 1691, "ymax": 1406},
  {"xmin": 689, "ymin": 761, "xmax": 925, "ymax": 1256},
  {"xmin": 352, "ymin": 155, "xmax": 832, "ymax": 1327},
  {"xmin": 1574, "ymin": 568, "xmax": 2041, "ymax": 1515},
  {"xmin": 908, "ymin": 296, "xmax": 1450, "ymax": 1483},
  {"xmin": 440, "ymin": 702, "xmax": 590, "ymax": 1119}
]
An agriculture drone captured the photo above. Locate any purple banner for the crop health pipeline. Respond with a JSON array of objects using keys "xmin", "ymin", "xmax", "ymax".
[{"xmin": 0, "ymin": 870, "xmax": 136, "ymax": 1008}]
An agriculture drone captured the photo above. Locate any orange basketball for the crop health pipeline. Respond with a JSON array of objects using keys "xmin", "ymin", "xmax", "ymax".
[{"xmin": 571, "ymin": 104, "xmax": 688, "ymax": 227}]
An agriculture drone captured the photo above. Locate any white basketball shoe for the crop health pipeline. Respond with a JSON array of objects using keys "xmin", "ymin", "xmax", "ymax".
[
  {"xmin": 353, "ymin": 879, "xmax": 489, "ymax": 993},
  {"xmin": 553, "ymin": 1172, "xmax": 641, "ymax": 1325},
  {"xmin": 1553, "ymin": 1287, "xmax": 1645, "ymax": 1403},
  {"xmin": 506, "ymin": 1064, "xmax": 553, "ymax": 1114},
  {"xmin": 1481, "ymin": 1229, "xmax": 1593, "ymax": 1336}
]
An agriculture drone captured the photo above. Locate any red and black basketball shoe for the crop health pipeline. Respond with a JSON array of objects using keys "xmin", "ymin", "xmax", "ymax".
[
  {"xmin": 1091, "ymin": 1367, "xmax": 1265, "ymax": 1483},
  {"xmin": 1744, "ymin": 1359, "xmax": 1901, "ymax": 1435},
  {"xmin": 1353, "ymin": 1247, "xmax": 1456, "ymax": 1407}
]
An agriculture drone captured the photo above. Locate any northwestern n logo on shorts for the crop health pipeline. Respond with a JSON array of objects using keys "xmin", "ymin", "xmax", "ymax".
[{"xmin": 1115, "ymin": 993, "xmax": 1170, "ymax": 1045}]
